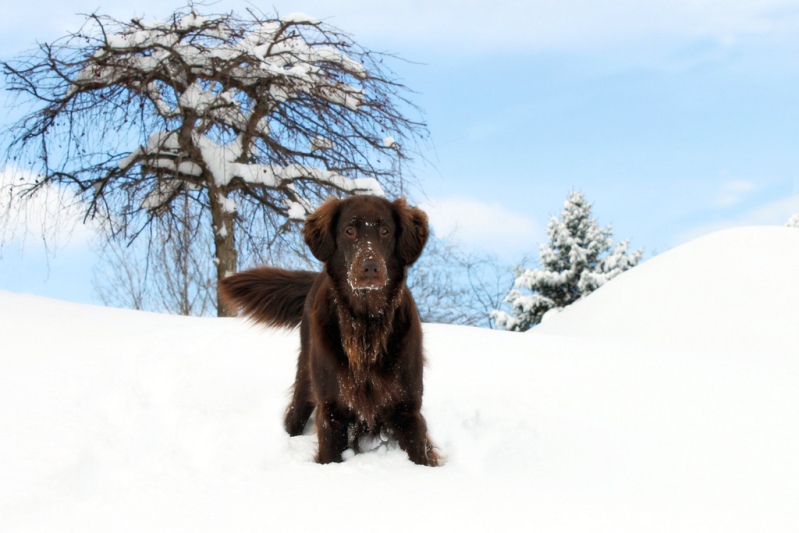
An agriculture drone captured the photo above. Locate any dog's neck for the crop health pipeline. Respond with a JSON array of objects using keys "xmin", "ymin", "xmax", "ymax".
[{"xmin": 334, "ymin": 282, "xmax": 404, "ymax": 374}]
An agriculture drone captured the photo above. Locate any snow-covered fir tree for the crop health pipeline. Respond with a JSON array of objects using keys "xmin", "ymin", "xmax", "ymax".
[
  {"xmin": 787, "ymin": 214, "xmax": 799, "ymax": 228},
  {"xmin": 493, "ymin": 192, "xmax": 643, "ymax": 331}
]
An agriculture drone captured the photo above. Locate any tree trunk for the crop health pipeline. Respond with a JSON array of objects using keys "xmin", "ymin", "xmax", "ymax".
[{"xmin": 210, "ymin": 186, "xmax": 238, "ymax": 317}]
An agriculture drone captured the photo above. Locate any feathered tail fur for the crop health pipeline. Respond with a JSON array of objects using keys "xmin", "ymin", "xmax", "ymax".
[{"xmin": 218, "ymin": 266, "xmax": 317, "ymax": 328}]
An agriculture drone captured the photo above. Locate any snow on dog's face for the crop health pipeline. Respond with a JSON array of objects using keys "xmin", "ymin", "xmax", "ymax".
[
  {"xmin": 303, "ymin": 195, "xmax": 428, "ymax": 295},
  {"xmin": 335, "ymin": 197, "xmax": 395, "ymax": 290}
]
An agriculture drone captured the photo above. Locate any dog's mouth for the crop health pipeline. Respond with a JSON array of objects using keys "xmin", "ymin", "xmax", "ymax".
[
  {"xmin": 349, "ymin": 279, "xmax": 386, "ymax": 291},
  {"xmin": 348, "ymin": 273, "xmax": 388, "ymax": 291}
]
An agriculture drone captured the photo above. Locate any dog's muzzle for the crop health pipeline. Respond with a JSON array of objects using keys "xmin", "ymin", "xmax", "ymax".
[{"xmin": 349, "ymin": 257, "xmax": 387, "ymax": 290}]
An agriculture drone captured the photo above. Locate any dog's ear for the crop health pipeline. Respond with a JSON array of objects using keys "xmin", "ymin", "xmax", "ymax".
[
  {"xmin": 303, "ymin": 197, "xmax": 341, "ymax": 262},
  {"xmin": 393, "ymin": 197, "xmax": 429, "ymax": 266}
]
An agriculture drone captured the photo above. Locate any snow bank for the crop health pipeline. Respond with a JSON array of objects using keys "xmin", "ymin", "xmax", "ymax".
[
  {"xmin": 535, "ymin": 226, "xmax": 799, "ymax": 356},
  {"xmin": 2, "ymin": 227, "xmax": 799, "ymax": 532}
]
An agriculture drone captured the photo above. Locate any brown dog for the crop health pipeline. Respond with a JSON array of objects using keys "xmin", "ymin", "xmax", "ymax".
[{"xmin": 219, "ymin": 195, "xmax": 439, "ymax": 466}]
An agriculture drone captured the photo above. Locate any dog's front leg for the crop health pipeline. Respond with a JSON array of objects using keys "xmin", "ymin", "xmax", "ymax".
[
  {"xmin": 390, "ymin": 401, "xmax": 440, "ymax": 467},
  {"xmin": 315, "ymin": 401, "xmax": 350, "ymax": 464}
]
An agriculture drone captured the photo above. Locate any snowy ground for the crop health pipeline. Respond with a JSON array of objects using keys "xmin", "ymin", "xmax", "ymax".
[{"xmin": 2, "ymin": 226, "xmax": 799, "ymax": 532}]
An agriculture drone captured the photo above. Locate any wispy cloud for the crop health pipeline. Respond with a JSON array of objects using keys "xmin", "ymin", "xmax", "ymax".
[
  {"xmin": 678, "ymin": 193, "xmax": 799, "ymax": 244},
  {"xmin": 5, "ymin": 0, "xmax": 799, "ymax": 57},
  {"xmin": 0, "ymin": 166, "xmax": 96, "ymax": 252},
  {"xmin": 714, "ymin": 180, "xmax": 759, "ymax": 207},
  {"xmin": 321, "ymin": 0, "xmax": 799, "ymax": 50},
  {"xmin": 421, "ymin": 196, "xmax": 540, "ymax": 259}
]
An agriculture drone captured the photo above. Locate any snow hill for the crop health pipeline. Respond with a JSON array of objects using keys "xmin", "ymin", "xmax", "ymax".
[
  {"xmin": 535, "ymin": 226, "xmax": 799, "ymax": 356},
  {"xmin": 2, "ymin": 226, "xmax": 798, "ymax": 532}
]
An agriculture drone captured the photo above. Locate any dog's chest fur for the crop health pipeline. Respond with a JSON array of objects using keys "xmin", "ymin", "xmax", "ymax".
[{"xmin": 335, "ymin": 297, "xmax": 402, "ymax": 426}]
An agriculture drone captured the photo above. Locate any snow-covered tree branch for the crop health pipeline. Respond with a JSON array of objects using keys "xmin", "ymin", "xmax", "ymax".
[{"xmin": 2, "ymin": 6, "xmax": 427, "ymax": 316}]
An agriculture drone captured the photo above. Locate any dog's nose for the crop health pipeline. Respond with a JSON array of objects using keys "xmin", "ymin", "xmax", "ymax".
[{"xmin": 362, "ymin": 259, "xmax": 382, "ymax": 278}]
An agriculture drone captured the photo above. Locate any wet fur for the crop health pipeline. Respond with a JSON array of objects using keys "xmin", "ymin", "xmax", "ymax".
[{"xmin": 219, "ymin": 196, "xmax": 440, "ymax": 466}]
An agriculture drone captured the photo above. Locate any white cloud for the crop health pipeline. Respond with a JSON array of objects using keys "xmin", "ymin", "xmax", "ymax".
[
  {"xmin": 421, "ymin": 196, "xmax": 540, "ymax": 258},
  {"xmin": 0, "ymin": 166, "xmax": 97, "ymax": 253},
  {"xmin": 678, "ymin": 193, "xmax": 799, "ymax": 244},
  {"xmin": 298, "ymin": 0, "xmax": 799, "ymax": 53},
  {"xmin": 714, "ymin": 180, "xmax": 759, "ymax": 207},
  {"xmin": 4, "ymin": 0, "xmax": 799, "ymax": 57}
]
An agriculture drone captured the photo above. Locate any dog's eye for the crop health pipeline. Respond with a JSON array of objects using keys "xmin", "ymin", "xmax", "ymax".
[
  {"xmin": 380, "ymin": 226, "xmax": 389, "ymax": 236},
  {"xmin": 345, "ymin": 227, "xmax": 356, "ymax": 236}
]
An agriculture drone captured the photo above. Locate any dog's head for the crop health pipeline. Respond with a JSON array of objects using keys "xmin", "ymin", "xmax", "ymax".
[{"xmin": 303, "ymin": 195, "xmax": 428, "ymax": 291}]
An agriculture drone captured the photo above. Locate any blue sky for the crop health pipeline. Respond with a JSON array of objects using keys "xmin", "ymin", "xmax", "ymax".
[{"xmin": 2, "ymin": 0, "xmax": 799, "ymax": 305}]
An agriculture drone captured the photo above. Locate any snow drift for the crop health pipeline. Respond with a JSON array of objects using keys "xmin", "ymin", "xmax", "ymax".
[
  {"xmin": 535, "ymin": 226, "xmax": 799, "ymax": 356},
  {"xmin": 1, "ymin": 226, "xmax": 798, "ymax": 532}
]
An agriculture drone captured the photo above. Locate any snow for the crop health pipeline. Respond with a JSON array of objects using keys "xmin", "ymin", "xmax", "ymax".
[
  {"xmin": 280, "ymin": 13, "xmax": 320, "ymax": 25},
  {"xmin": 141, "ymin": 180, "xmax": 180, "ymax": 210},
  {"xmin": 178, "ymin": 82, "xmax": 223, "ymax": 114},
  {"xmin": 189, "ymin": 134, "xmax": 383, "ymax": 207},
  {"xmin": 310, "ymin": 136, "xmax": 333, "ymax": 152},
  {"xmin": 496, "ymin": 191, "xmax": 642, "ymax": 331},
  {"xmin": 534, "ymin": 226, "xmax": 799, "ymax": 355},
  {"xmin": 217, "ymin": 193, "xmax": 236, "ymax": 215},
  {"xmin": 286, "ymin": 201, "xmax": 308, "ymax": 221},
  {"xmin": 2, "ymin": 226, "xmax": 799, "ymax": 531},
  {"xmin": 117, "ymin": 147, "xmax": 142, "ymax": 170},
  {"xmin": 71, "ymin": 12, "xmax": 376, "ymax": 203}
]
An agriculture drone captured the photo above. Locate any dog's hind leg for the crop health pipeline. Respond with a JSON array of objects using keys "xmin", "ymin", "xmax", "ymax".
[
  {"xmin": 284, "ymin": 338, "xmax": 314, "ymax": 436},
  {"xmin": 284, "ymin": 381, "xmax": 313, "ymax": 436}
]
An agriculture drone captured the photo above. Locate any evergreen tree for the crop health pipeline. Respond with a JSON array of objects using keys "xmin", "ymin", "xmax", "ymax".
[{"xmin": 493, "ymin": 192, "xmax": 642, "ymax": 331}]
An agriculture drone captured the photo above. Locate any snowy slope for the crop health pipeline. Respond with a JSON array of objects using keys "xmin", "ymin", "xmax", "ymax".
[
  {"xmin": 535, "ymin": 226, "xmax": 799, "ymax": 355},
  {"xmin": 2, "ymin": 227, "xmax": 799, "ymax": 532}
]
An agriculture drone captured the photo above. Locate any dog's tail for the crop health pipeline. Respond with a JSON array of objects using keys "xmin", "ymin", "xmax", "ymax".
[{"xmin": 218, "ymin": 266, "xmax": 318, "ymax": 328}]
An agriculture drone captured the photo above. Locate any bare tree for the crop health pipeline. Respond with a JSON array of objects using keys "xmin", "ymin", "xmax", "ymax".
[
  {"xmin": 463, "ymin": 253, "xmax": 518, "ymax": 329},
  {"xmin": 150, "ymin": 194, "xmax": 215, "ymax": 315},
  {"xmin": 92, "ymin": 236, "xmax": 152, "ymax": 311},
  {"xmin": 2, "ymin": 6, "xmax": 426, "ymax": 315},
  {"xmin": 93, "ymin": 191, "xmax": 216, "ymax": 315},
  {"xmin": 407, "ymin": 232, "xmax": 515, "ymax": 328}
]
